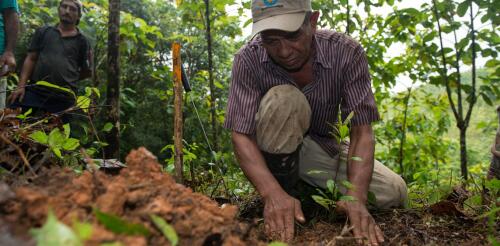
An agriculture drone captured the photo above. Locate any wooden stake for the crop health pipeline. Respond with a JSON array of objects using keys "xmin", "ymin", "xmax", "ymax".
[{"xmin": 172, "ymin": 42, "xmax": 184, "ymax": 184}]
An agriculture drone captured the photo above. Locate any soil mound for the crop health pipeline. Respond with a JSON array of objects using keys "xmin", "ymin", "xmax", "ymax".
[{"xmin": 0, "ymin": 147, "xmax": 261, "ymax": 246}]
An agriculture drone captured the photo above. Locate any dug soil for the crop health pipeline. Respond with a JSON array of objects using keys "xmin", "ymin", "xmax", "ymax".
[{"xmin": 0, "ymin": 147, "xmax": 497, "ymax": 245}]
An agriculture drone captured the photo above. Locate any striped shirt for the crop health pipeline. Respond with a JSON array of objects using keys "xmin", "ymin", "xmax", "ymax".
[{"xmin": 224, "ymin": 30, "xmax": 380, "ymax": 157}]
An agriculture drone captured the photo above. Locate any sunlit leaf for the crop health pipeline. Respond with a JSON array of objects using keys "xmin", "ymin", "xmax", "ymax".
[
  {"xmin": 94, "ymin": 208, "xmax": 150, "ymax": 236},
  {"xmin": 30, "ymin": 131, "xmax": 48, "ymax": 145},
  {"xmin": 30, "ymin": 210, "xmax": 82, "ymax": 246},
  {"xmin": 150, "ymin": 214, "xmax": 178, "ymax": 246}
]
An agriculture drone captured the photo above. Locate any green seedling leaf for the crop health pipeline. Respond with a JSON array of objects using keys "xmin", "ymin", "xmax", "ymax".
[
  {"xmin": 268, "ymin": 242, "xmax": 288, "ymax": 246},
  {"xmin": 16, "ymin": 108, "xmax": 32, "ymax": 120},
  {"xmin": 326, "ymin": 179, "xmax": 335, "ymax": 194},
  {"xmin": 94, "ymin": 208, "xmax": 150, "ymax": 236},
  {"xmin": 343, "ymin": 111, "xmax": 354, "ymax": 125},
  {"xmin": 351, "ymin": 156, "xmax": 363, "ymax": 162},
  {"xmin": 341, "ymin": 180, "xmax": 355, "ymax": 190},
  {"xmin": 102, "ymin": 122, "xmax": 114, "ymax": 132},
  {"xmin": 150, "ymin": 214, "xmax": 178, "ymax": 246},
  {"xmin": 31, "ymin": 210, "xmax": 82, "ymax": 246},
  {"xmin": 72, "ymin": 220, "xmax": 93, "ymax": 241},
  {"xmin": 339, "ymin": 125, "xmax": 349, "ymax": 140},
  {"xmin": 53, "ymin": 148, "xmax": 63, "ymax": 159},
  {"xmin": 311, "ymin": 195, "xmax": 330, "ymax": 210},
  {"xmin": 307, "ymin": 170, "xmax": 328, "ymax": 175},
  {"xmin": 339, "ymin": 195, "xmax": 357, "ymax": 202},
  {"xmin": 30, "ymin": 131, "xmax": 48, "ymax": 145},
  {"xmin": 63, "ymin": 138, "xmax": 80, "ymax": 151}
]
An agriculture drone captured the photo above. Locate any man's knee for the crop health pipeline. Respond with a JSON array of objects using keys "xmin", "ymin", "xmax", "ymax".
[{"xmin": 255, "ymin": 85, "xmax": 311, "ymax": 154}]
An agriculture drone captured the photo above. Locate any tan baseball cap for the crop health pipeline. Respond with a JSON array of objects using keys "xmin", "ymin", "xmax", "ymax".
[{"xmin": 251, "ymin": 0, "xmax": 312, "ymax": 38}]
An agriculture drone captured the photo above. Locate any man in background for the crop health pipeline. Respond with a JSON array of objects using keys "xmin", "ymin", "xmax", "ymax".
[
  {"xmin": 8, "ymin": 0, "xmax": 91, "ymax": 122},
  {"xmin": 0, "ymin": 0, "xmax": 20, "ymax": 109}
]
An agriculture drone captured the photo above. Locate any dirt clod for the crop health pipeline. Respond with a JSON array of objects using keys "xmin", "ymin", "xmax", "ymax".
[{"xmin": 0, "ymin": 147, "xmax": 263, "ymax": 245}]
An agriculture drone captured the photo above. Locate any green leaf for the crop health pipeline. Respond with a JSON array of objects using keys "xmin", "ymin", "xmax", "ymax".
[
  {"xmin": 268, "ymin": 242, "xmax": 288, "ymax": 246},
  {"xmin": 30, "ymin": 131, "xmax": 48, "ymax": 145},
  {"xmin": 339, "ymin": 195, "xmax": 357, "ymax": 202},
  {"xmin": 339, "ymin": 125, "xmax": 349, "ymax": 140},
  {"xmin": 53, "ymin": 148, "xmax": 63, "ymax": 159},
  {"xmin": 326, "ymin": 179, "xmax": 335, "ymax": 194},
  {"xmin": 311, "ymin": 195, "xmax": 330, "ymax": 210},
  {"xmin": 150, "ymin": 214, "xmax": 178, "ymax": 246},
  {"xmin": 307, "ymin": 170, "xmax": 328, "ymax": 175},
  {"xmin": 76, "ymin": 96, "xmax": 91, "ymax": 112},
  {"xmin": 48, "ymin": 128, "xmax": 65, "ymax": 149},
  {"xmin": 63, "ymin": 138, "xmax": 80, "ymax": 151},
  {"xmin": 35, "ymin": 81, "xmax": 75, "ymax": 98},
  {"xmin": 31, "ymin": 210, "xmax": 82, "ymax": 246},
  {"xmin": 341, "ymin": 180, "xmax": 355, "ymax": 190},
  {"xmin": 343, "ymin": 111, "xmax": 355, "ymax": 125},
  {"xmin": 72, "ymin": 220, "xmax": 93, "ymax": 241},
  {"xmin": 63, "ymin": 124, "xmax": 71, "ymax": 138},
  {"xmin": 102, "ymin": 123, "xmax": 114, "ymax": 133},
  {"xmin": 457, "ymin": 1, "xmax": 469, "ymax": 17},
  {"xmin": 351, "ymin": 156, "xmax": 363, "ymax": 162},
  {"xmin": 94, "ymin": 208, "xmax": 150, "ymax": 236},
  {"xmin": 16, "ymin": 108, "xmax": 32, "ymax": 119}
]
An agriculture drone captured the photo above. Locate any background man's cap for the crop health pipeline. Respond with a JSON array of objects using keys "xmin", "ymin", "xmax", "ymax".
[{"xmin": 251, "ymin": 0, "xmax": 312, "ymax": 38}]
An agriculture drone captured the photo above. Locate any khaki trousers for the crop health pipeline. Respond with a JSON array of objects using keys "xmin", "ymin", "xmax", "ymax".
[{"xmin": 255, "ymin": 85, "xmax": 407, "ymax": 209}]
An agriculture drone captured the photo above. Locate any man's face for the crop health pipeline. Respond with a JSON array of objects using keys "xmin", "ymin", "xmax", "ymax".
[
  {"xmin": 260, "ymin": 13, "xmax": 318, "ymax": 72},
  {"xmin": 58, "ymin": 0, "xmax": 79, "ymax": 25}
]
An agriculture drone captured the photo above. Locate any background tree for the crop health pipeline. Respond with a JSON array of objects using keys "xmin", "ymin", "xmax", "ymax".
[{"xmin": 104, "ymin": 0, "xmax": 120, "ymax": 158}]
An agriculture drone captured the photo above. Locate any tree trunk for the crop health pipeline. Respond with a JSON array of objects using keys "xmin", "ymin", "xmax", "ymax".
[
  {"xmin": 204, "ymin": 0, "xmax": 218, "ymax": 151},
  {"xmin": 488, "ymin": 106, "xmax": 500, "ymax": 179},
  {"xmin": 104, "ymin": 0, "xmax": 120, "ymax": 159},
  {"xmin": 459, "ymin": 128, "xmax": 468, "ymax": 180}
]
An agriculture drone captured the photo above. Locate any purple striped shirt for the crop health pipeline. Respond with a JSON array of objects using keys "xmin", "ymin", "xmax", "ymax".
[{"xmin": 224, "ymin": 30, "xmax": 380, "ymax": 157}]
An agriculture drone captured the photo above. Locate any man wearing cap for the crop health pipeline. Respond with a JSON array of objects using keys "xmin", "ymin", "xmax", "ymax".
[
  {"xmin": 8, "ymin": 0, "xmax": 91, "ymax": 121},
  {"xmin": 224, "ymin": 0, "xmax": 407, "ymax": 244},
  {"xmin": 0, "ymin": 0, "xmax": 20, "ymax": 109}
]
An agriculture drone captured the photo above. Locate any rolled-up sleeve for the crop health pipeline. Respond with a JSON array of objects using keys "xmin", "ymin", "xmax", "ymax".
[
  {"xmin": 340, "ymin": 45, "xmax": 380, "ymax": 126},
  {"xmin": 223, "ymin": 54, "xmax": 261, "ymax": 135}
]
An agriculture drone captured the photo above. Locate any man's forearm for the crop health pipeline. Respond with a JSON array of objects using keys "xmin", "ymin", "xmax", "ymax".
[
  {"xmin": 18, "ymin": 54, "xmax": 38, "ymax": 86},
  {"xmin": 346, "ymin": 125, "xmax": 375, "ymax": 204},
  {"xmin": 231, "ymin": 131, "xmax": 284, "ymax": 198},
  {"xmin": 3, "ymin": 9, "xmax": 19, "ymax": 53}
]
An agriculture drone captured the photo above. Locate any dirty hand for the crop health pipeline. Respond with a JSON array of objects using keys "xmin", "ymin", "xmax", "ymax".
[
  {"xmin": 8, "ymin": 86, "xmax": 25, "ymax": 104},
  {"xmin": 0, "ymin": 51, "xmax": 16, "ymax": 74},
  {"xmin": 338, "ymin": 200, "xmax": 384, "ymax": 246},
  {"xmin": 263, "ymin": 190, "xmax": 305, "ymax": 242}
]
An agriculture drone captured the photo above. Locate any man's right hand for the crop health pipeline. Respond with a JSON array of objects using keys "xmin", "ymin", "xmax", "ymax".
[
  {"xmin": 8, "ymin": 87, "xmax": 25, "ymax": 104},
  {"xmin": 263, "ymin": 190, "xmax": 305, "ymax": 242}
]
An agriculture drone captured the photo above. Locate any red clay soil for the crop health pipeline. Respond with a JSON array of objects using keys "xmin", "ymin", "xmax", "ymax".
[{"xmin": 0, "ymin": 148, "xmax": 265, "ymax": 246}]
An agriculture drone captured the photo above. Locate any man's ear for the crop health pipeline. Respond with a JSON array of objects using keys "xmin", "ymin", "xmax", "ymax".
[{"xmin": 310, "ymin": 11, "xmax": 320, "ymax": 32}]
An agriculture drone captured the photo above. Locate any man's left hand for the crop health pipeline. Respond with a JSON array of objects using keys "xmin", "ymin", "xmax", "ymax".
[
  {"xmin": 0, "ymin": 51, "xmax": 16, "ymax": 75},
  {"xmin": 338, "ymin": 200, "xmax": 384, "ymax": 246}
]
